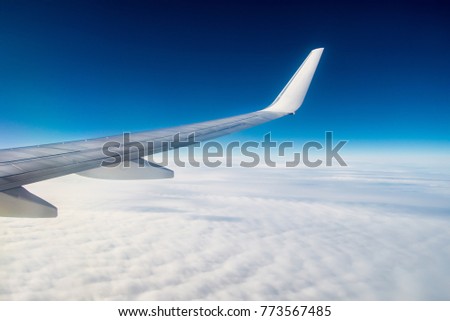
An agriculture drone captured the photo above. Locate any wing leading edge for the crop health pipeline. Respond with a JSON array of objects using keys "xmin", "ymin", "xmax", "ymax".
[{"xmin": 0, "ymin": 48, "xmax": 324, "ymax": 217}]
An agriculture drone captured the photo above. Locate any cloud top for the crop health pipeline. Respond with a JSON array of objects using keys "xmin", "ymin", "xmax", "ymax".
[{"xmin": 1, "ymin": 160, "xmax": 449, "ymax": 300}]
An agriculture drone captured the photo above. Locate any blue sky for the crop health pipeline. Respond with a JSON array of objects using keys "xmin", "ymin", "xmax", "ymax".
[
  {"xmin": 0, "ymin": 0, "xmax": 449, "ymax": 148},
  {"xmin": 1, "ymin": 1, "xmax": 450, "ymax": 302}
]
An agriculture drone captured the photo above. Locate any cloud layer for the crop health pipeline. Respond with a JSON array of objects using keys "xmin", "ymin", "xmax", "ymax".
[{"xmin": 1, "ymin": 159, "xmax": 449, "ymax": 300}]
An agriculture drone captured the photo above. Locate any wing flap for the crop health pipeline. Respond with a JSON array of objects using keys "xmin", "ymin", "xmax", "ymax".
[
  {"xmin": 77, "ymin": 159, "xmax": 174, "ymax": 180},
  {"xmin": 0, "ymin": 187, "xmax": 57, "ymax": 218}
]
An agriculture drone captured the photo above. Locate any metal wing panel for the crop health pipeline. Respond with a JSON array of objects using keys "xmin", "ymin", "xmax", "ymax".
[
  {"xmin": 0, "ymin": 48, "xmax": 324, "ymax": 196},
  {"xmin": 0, "ymin": 110, "xmax": 283, "ymax": 192}
]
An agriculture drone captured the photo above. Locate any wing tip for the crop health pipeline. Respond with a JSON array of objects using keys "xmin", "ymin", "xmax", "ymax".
[{"xmin": 263, "ymin": 47, "xmax": 324, "ymax": 114}]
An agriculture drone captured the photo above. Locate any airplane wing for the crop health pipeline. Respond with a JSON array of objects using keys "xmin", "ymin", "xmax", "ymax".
[{"xmin": 0, "ymin": 48, "xmax": 323, "ymax": 217}]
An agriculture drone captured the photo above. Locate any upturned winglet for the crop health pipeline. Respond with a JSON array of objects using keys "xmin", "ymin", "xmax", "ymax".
[{"xmin": 264, "ymin": 48, "xmax": 324, "ymax": 114}]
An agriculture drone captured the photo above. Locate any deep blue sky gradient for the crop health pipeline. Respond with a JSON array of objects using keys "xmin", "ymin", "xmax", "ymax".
[{"xmin": 0, "ymin": 0, "xmax": 449, "ymax": 148}]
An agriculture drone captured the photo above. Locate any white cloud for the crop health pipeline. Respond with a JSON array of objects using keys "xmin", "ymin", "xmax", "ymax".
[{"xmin": 0, "ymin": 158, "xmax": 449, "ymax": 300}]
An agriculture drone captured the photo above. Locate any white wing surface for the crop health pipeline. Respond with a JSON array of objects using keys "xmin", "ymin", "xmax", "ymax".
[{"xmin": 0, "ymin": 48, "xmax": 323, "ymax": 217}]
